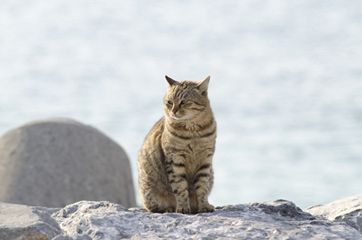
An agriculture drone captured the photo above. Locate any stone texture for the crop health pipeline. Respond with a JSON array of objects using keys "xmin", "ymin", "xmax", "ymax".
[
  {"xmin": 56, "ymin": 200, "xmax": 362, "ymax": 239},
  {"xmin": 307, "ymin": 194, "xmax": 362, "ymax": 234},
  {"xmin": 52, "ymin": 200, "xmax": 361, "ymax": 240},
  {"xmin": 0, "ymin": 118, "xmax": 135, "ymax": 208},
  {"xmin": 0, "ymin": 202, "xmax": 60, "ymax": 240},
  {"xmin": 1, "ymin": 198, "xmax": 361, "ymax": 240}
]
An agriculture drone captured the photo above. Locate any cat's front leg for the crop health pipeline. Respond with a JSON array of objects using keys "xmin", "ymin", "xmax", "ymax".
[
  {"xmin": 165, "ymin": 156, "xmax": 191, "ymax": 214},
  {"xmin": 194, "ymin": 163, "xmax": 214, "ymax": 213}
]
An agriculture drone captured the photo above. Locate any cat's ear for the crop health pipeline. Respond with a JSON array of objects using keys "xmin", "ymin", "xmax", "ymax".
[
  {"xmin": 165, "ymin": 75, "xmax": 179, "ymax": 86},
  {"xmin": 197, "ymin": 76, "xmax": 210, "ymax": 96}
]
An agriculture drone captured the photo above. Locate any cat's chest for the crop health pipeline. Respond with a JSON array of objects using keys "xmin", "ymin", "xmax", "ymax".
[
  {"xmin": 185, "ymin": 140, "xmax": 215, "ymax": 173},
  {"xmin": 167, "ymin": 133, "xmax": 212, "ymax": 153},
  {"xmin": 163, "ymin": 134, "xmax": 214, "ymax": 175},
  {"xmin": 187, "ymin": 140, "xmax": 207, "ymax": 155},
  {"xmin": 162, "ymin": 121, "xmax": 215, "ymax": 163},
  {"xmin": 177, "ymin": 139, "xmax": 212, "ymax": 162}
]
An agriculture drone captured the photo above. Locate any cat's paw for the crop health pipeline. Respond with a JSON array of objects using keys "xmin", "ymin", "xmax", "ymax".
[
  {"xmin": 164, "ymin": 207, "xmax": 176, "ymax": 213},
  {"xmin": 176, "ymin": 204, "xmax": 191, "ymax": 214},
  {"xmin": 198, "ymin": 203, "xmax": 215, "ymax": 213}
]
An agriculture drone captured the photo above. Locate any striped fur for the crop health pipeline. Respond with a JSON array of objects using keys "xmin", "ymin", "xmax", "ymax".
[{"xmin": 138, "ymin": 76, "xmax": 216, "ymax": 214}]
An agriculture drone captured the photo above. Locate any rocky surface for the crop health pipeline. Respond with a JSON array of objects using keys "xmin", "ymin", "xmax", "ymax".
[
  {"xmin": 307, "ymin": 194, "xmax": 362, "ymax": 234},
  {"xmin": 1, "ymin": 196, "xmax": 362, "ymax": 240},
  {"xmin": 0, "ymin": 202, "xmax": 60, "ymax": 240},
  {"xmin": 0, "ymin": 118, "xmax": 135, "ymax": 208}
]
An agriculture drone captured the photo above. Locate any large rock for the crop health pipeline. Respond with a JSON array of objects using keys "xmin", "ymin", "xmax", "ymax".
[
  {"xmin": 2, "ymin": 198, "xmax": 361, "ymax": 240},
  {"xmin": 52, "ymin": 200, "xmax": 361, "ymax": 239},
  {"xmin": 0, "ymin": 202, "xmax": 60, "ymax": 240},
  {"xmin": 306, "ymin": 194, "xmax": 362, "ymax": 234},
  {"xmin": 0, "ymin": 118, "xmax": 135, "ymax": 208}
]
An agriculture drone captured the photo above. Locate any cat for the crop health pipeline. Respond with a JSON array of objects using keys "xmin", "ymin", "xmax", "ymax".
[{"xmin": 137, "ymin": 75, "xmax": 216, "ymax": 214}]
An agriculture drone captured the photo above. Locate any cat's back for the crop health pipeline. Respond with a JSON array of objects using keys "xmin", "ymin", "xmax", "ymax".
[
  {"xmin": 138, "ymin": 117, "xmax": 165, "ymax": 162},
  {"xmin": 142, "ymin": 117, "xmax": 164, "ymax": 146},
  {"xmin": 138, "ymin": 117, "xmax": 167, "ymax": 190}
]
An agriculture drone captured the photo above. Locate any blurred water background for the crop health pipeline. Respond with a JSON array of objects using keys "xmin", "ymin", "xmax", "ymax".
[{"xmin": 1, "ymin": 0, "xmax": 361, "ymax": 208}]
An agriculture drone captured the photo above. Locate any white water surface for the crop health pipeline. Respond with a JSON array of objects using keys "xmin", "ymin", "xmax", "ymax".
[{"xmin": 1, "ymin": 0, "xmax": 362, "ymax": 208}]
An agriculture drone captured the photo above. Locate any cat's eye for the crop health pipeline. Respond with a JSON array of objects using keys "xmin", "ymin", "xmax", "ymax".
[{"xmin": 181, "ymin": 101, "xmax": 192, "ymax": 107}]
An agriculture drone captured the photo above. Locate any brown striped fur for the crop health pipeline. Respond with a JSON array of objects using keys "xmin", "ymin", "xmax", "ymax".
[{"xmin": 138, "ymin": 75, "xmax": 216, "ymax": 214}]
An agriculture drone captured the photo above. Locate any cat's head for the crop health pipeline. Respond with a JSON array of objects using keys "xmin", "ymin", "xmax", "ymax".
[{"xmin": 163, "ymin": 75, "xmax": 211, "ymax": 121}]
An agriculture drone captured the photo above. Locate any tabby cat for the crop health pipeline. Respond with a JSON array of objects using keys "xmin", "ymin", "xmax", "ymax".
[{"xmin": 138, "ymin": 75, "xmax": 216, "ymax": 214}]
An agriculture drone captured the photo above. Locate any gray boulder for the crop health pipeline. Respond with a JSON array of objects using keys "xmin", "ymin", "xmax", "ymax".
[
  {"xmin": 1, "ymin": 198, "xmax": 361, "ymax": 240},
  {"xmin": 306, "ymin": 194, "xmax": 362, "ymax": 234},
  {"xmin": 0, "ymin": 202, "xmax": 60, "ymax": 240},
  {"xmin": 52, "ymin": 200, "xmax": 361, "ymax": 240},
  {"xmin": 0, "ymin": 118, "xmax": 135, "ymax": 208}
]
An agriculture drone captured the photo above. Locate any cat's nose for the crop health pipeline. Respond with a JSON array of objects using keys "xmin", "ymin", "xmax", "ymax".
[{"xmin": 171, "ymin": 105, "xmax": 179, "ymax": 113}]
